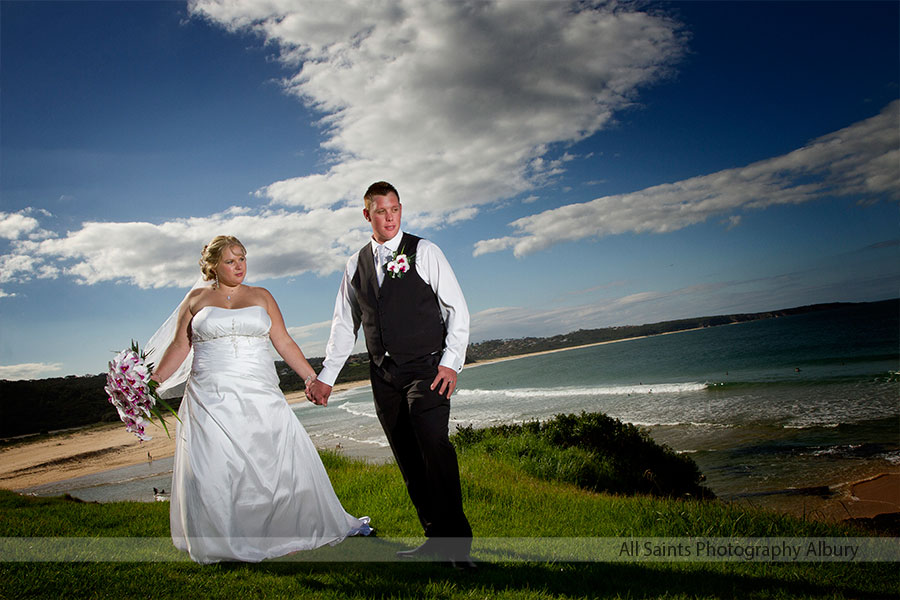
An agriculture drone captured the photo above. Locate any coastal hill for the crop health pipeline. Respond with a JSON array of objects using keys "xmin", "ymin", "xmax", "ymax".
[
  {"xmin": 2, "ymin": 298, "xmax": 896, "ymax": 439},
  {"xmin": 464, "ymin": 300, "xmax": 897, "ymax": 362}
]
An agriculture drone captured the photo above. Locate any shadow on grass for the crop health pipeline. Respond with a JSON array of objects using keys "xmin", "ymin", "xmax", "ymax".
[
  {"xmin": 230, "ymin": 559, "xmax": 894, "ymax": 599},
  {"xmin": 2, "ymin": 537, "xmax": 894, "ymax": 599},
  {"xmin": 193, "ymin": 538, "xmax": 897, "ymax": 599}
]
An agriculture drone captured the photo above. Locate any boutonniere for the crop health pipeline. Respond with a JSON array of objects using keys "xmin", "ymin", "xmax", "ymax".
[{"xmin": 385, "ymin": 247, "xmax": 416, "ymax": 279}]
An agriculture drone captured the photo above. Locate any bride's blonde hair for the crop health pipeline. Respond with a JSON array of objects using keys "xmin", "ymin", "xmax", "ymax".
[{"xmin": 200, "ymin": 235, "xmax": 247, "ymax": 281}]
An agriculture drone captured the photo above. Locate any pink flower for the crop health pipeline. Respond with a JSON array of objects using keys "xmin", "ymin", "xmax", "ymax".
[
  {"xmin": 105, "ymin": 342, "xmax": 179, "ymax": 441},
  {"xmin": 385, "ymin": 251, "xmax": 414, "ymax": 279}
]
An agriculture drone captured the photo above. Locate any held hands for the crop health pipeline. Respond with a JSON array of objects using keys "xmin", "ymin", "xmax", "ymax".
[
  {"xmin": 431, "ymin": 365, "xmax": 458, "ymax": 399},
  {"xmin": 305, "ymin": 377, "xmax": 333, "ymax": 407},
  {"xmin": 306, "ymin": 366, "xmax": 456, "ymax": 404}
]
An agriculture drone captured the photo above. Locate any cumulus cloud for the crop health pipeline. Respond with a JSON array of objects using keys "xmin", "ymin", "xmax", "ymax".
[
  {"xmin": 190, "ymin": 0, "xmax": 686, "ymax": 219},
  {"xmin": 475, "ymin": 101, "xmax": 900, "ymax": 257},
  {"xmin": 0, "ymin": 362, "xmax": 64, "ymax": 381},
  {"xmin": 0, "ymin": 209, "xmax": 53, "ymax": 241},
  {"xmin": 2, "ymin": 0, "xmax": 688, "ymax": 291},
  {"xmin": 0, "ymin": 212, "xmax": 40, "ymax": 240},
  {"xmin": 0, "ymin": 206, "xmax": 369, "ymax": 289}
]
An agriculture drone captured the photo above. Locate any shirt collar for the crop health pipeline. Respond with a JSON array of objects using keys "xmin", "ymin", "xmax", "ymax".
[{"xmin": 370, "ymin": 229, "xmax": 404, "ymax": 255}]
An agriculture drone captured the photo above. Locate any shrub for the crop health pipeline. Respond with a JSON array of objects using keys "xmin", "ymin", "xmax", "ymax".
[{"xmin": 453, "ymin": 411, "xmax": 714, "ymax": 499}]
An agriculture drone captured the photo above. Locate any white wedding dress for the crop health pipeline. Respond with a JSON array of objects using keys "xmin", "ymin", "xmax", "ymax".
[{"xmin": 169, "ymin": 305, "xmax": 370, "ymax": 563}]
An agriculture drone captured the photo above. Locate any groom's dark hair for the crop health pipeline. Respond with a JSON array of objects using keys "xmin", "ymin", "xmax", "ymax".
[{"xmin": 364, "ymin": 181, "xmax": 399, "ymax": 210}]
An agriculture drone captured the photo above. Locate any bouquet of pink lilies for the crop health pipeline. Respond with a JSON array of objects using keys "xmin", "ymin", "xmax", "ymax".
[{"xmin": 105, "ymin": 341, "xmax": 179, "ymax": 441}]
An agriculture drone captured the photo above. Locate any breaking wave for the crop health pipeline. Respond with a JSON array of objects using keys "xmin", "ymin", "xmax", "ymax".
[{"xmin": 455, "ymin": 382, "xmax": 708, "ymax": 399}]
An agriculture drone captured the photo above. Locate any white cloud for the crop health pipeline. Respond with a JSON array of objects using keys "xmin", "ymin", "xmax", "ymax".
[
  {"xmin": 0, "ymin": 248, "xmax": 55, "ymax": 284},
  {"xmin": 2, "ymin": 1, "xmax": 688, "ymax": 292},
  {"xmin": 0, "ymin": 206, "xmax": 370, "ymax": 289},
  {"xmin": 0, "ymin": 362, "xmax": 64, "ymax": 381},
  {"xmin": 287, "ymin": 320, "xmax": 333, "ymax": 343},
  {"xmin": 287, "ymin": 319, "xmax": 367, "ymax": 358},
  {"xmin": 190, "ymin": 0, "xmax": 686, "ymax": 218},
  {"xmin": 475, "ymin": 101, "xmax": 900, "ymax": 257},
  {"xmin": 0, "ymin": 209, "xmax": 54, "ymax": 241},
  {"xmin": 0, "ymin": 212, "xmax": 39, "ymax": 240}
]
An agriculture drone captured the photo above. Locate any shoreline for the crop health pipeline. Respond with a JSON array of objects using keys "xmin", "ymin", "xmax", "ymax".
[
  {"xmin": 464, "ymin": 327, "xmax": 709, "ymax": 369},
  {"xmin": 0, "ymin": 379, "xmax": 367, "ymax": 492},
  {"xmin": 2, "ymin": 330, "xmax": 898, "ymax": 525}
]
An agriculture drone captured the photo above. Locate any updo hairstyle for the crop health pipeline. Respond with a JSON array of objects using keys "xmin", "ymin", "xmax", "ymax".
[{"xmin": 199, "ymin": 235, "xmax": 247, "ymax": 282}]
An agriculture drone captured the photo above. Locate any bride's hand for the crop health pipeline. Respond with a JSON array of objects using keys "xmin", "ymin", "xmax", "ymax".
[{"xmin": 306, "ymin": 379, "xmax": 333, "ymax": 406}]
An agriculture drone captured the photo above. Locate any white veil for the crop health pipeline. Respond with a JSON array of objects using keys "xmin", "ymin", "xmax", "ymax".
[{"xmin": 144, "ymin": 277, "xmax": 212, "ymax": 399}]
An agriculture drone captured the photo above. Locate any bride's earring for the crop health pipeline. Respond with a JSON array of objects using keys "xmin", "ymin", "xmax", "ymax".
[{"xmin": 214, "ymin": 274, "xmax": 219, "ymax": 289}]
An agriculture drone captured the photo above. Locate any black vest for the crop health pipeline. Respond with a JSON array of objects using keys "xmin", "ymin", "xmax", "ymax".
[{"xmin": 352, "ymin": 233, "xmax": 446, "ymax": 366}]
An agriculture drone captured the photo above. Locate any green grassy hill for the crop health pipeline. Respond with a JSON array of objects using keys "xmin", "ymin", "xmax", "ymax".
[{"xmin": 1, "ymin": 412, "xmax": 895, "ymax": 599}]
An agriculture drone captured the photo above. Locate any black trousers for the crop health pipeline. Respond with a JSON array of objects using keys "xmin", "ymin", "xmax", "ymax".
[{"xmin": 370, "ymin": 354, "xmax": 472, "ymax": 555}]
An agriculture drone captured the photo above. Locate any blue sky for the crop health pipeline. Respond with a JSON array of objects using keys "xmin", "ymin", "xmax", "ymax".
[{"xmin": 1, "ymin": 0, "xmax": 898, "ymax": 380}]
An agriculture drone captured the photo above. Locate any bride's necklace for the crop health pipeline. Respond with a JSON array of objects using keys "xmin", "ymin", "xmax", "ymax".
[{"xmin": 218, "ymin": 282, "xmax": 240, "ymax": 301}]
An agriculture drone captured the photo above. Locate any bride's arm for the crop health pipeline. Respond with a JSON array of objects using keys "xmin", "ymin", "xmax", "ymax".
[
  {"xmin": 262, "ymin": 288, "xmax": 318, "ymax": 384},
  {"xmin": 150, "ymin": 298, "xmax": 195, "ymax": 385}
]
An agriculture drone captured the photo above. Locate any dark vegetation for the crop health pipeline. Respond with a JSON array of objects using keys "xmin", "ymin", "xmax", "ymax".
[
  {"xmin": 2, "ymin": 299, "xmax": 896, "ymax": 439},
  {"xmin": 0, "ymin": 354, "xmax": 373, "ymax": 439},
  {"xmin": 454, "ymin": 411, "xmax": 714, "ymax": 499},
  {"xmin": 0, "ymin": 374, "xmax": 113, "ymax": 438}
]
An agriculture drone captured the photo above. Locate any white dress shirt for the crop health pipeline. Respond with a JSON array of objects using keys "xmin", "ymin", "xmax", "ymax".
[{"xmin": 318, "ymin": 230, "xmax": 469, "ymax": 387}]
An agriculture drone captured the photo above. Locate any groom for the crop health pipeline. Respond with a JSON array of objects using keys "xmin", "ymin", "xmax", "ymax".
[{"xmin": 307, "ymin": 181, "xmax": 474, "ymax": 568}]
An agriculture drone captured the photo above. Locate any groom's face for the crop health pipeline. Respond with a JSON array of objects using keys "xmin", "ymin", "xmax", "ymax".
[{"xmin": 364, "ymin": 192, "xmax": 402, "ymax": 244}]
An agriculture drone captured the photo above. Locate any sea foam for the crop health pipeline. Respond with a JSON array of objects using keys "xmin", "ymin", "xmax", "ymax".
[{"xmin": 454, "ymin": 382, "xmax": 708, "ymax": 399}]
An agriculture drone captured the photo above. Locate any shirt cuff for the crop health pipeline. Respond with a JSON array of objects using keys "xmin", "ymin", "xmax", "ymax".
[
  {"xmin": 439, "ymin": 352, "xmax": 464, "ymax": 373},
  {"xmin": 317, "ymin": 366, "xmax": 340, "ymax": 387}
]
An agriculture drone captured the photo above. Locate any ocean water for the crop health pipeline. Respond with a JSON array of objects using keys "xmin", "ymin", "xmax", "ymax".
[
  {"xmin": 26, "ymin": 301, "xmax": 899, "ymax": 504},
  {"xmin": 300, "ymin": 300, "xmax": 900, "ymax": 501}
]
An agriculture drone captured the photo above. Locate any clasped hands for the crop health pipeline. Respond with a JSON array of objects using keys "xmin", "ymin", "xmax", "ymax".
[
  {"xmin": 304, "ymin": 366, "xmax": 458, "ymax": 407},
  {"xmin": 305, "ymin": 378, "xmax": 333, "ymax": 406}
]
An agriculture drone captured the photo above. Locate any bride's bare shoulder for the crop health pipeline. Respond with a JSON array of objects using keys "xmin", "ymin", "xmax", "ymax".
[
  {"xmin": 238, "ymin": 284, "xmax": 265, "ymax": 294},
  {"xmin": 186, "ymin": 285, "xmax": 214, "ymax": 313},
  {"xmin": 244, "ymin": 285, "xmax": 276, "ymax": 303}
]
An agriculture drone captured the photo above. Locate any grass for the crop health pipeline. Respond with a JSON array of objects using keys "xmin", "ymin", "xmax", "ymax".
[
  {"xmin": 1, "ymin": 415, "xmax": 897, "ymax": 599},
  {"xmin": 454, "ymin": 412, "xmax": 713, "ymax": 499}
]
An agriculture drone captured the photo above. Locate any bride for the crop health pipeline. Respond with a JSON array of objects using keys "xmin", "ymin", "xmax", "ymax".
[{"xmin": 149, "ymin": 235, "xmax": 370, "ymax": 563}]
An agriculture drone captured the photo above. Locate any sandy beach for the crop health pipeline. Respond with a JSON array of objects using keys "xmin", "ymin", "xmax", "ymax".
[{"xmin": 0, "ymin": 380, "xmax": 368, "ymax": 492}]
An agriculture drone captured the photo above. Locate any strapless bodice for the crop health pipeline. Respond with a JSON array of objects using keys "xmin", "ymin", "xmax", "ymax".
[
  {"xmin": 190, "ymin": 306, "xmax": 273, "ymax": 367},
  {"xmin": 192, "ymin": 305, "xmax": 271, "ymax": 342}
]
